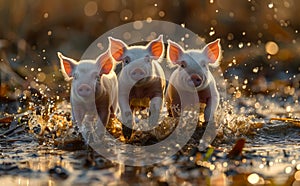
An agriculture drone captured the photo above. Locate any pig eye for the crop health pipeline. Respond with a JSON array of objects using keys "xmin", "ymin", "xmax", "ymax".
[
  {"xmin": 180, "ymin": 61, "xmax": 187, "ymax": 68},
  {"xmin": 200, "ymin": 60, "xmax": 208, "ymax": 68},
  {"xmin": 73, "ymin": 73, "xmax": 79, "ymax": 80},
  {"xmin": 122, "ymin": 56, "xmax": 131, "ymax": 65},
  {"xmin": 145, "ymin": 55, "xmax": 151, "ymax": 63},
  {"xmin": 96, "ymin": 75, "xmax": 101, "ymax": 82},
  {"xmin": 201, "ymin": 63, "xmax": 208, "ymax": 69}
]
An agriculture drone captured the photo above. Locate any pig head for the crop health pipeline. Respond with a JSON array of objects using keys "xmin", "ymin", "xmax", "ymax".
[
  {"xmin": 109, "ymin": 35, "xmax": 166, "ymax": 139},
  {"xmin": 57, "ymin": 49, "xmax": 118, "ymax": 131},
  {"xmin": 166, "ymin": 39, "xmax": 221, "ymax": 123}
]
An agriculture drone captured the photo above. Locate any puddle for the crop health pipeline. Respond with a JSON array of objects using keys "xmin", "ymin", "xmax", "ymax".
[{"xmin": 1, "ymin": 93, "xmax": 300, "ymax": 185}]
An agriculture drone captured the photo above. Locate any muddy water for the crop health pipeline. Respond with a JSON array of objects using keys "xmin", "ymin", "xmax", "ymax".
[{"xmin": 0, "ymin": 95, "xmax": 300, "ymax": 186}]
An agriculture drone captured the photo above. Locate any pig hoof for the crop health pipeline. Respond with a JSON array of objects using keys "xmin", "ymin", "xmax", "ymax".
[
  {"xmin": 149, "ymin": 116, "xmax": 159, "ymax": 128},
  {"xmin": 122, "ymin": 124, "xmax": 133, "ymax": 140}
]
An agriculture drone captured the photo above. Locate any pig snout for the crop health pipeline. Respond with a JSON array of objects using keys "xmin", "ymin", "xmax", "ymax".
[
  {"xmin": 190, "ymin": 74, "xmax": 202, "ymax": 87},
  {"xmin": 130, "ymin": 68, "xmax": 146, "ymax": 81},
  {"xmin": 77, "ymin": 84, "xmax": 92, "ymax": 97}
]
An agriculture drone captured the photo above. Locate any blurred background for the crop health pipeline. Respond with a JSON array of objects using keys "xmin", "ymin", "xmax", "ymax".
[{"xmin": 0, "ymin": 0, "xmax": 299, "ymax": 107}]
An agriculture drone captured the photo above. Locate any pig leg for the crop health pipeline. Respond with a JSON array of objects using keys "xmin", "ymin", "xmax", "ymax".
[
  {"xmin": 200, "ymin": 84, "xmax": 219, "ymax": 151},
  {"xmin": 149, "ymin": 96, "xmax": 162, "ymax": 127},
  {"xmin": 98, "ymin": 107, "xmax": 110, "ymax": 127},
  {"xmin": 165, "ymin": 92, "xmax": 176, "ymax": 117},
  {"xmin": 72, "ymin": 105, "xmax": 85, "ymax": 127},
  {"xmin": 111, "ymin": 82, "xmax": 119, "ymax": 117},
  {"xmin": 111, "ymin": 97, "xmax": 118, "ymax": 118},
  {"xmin": 110, "ymin": 106, "xmax": 116, "ymax": 118},
  {"xmin": 166, "ymin": 84, "xmax": 181, "ymax": 118},
  {"xmin": 204, "ymin": 83, "xmax": 219, "ymax": 123},
  {"xmin": 119, "ymin": 94, "xmax": 134, "ymax": 140},
  {"xmin": 96, "ymin": 107, "xmax": 110, "ymax": 137}
]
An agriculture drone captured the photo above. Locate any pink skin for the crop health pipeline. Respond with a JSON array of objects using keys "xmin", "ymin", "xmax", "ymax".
[
  {"xmin": 109, "ymin": 35, "xmax": 165, "ymax": 139},
  {"xmin": 166, "ymin": 39, "xmax": 221, "ymax": 123},
  {"xmin": 57, "ymin": 50, "xmax": 118, "ymax": 131}
]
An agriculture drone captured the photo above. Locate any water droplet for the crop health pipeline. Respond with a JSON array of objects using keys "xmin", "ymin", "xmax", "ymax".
[
  {"xmin": 146, "ymin": 17, "xmax": 152, "ymax": 23},
  {"xmin": 286, "ymin": 105, "xmax": 292, "ymax": 112},
  {"xmin": 238, "ymin": 42, "xmax": 244, "ymax": 48},
  {"xmin": 147, "ymin": 171, "xmax": 152, "ymax": 178},
  {"xmin": 232, "ymin": 58, "xmax": 237, "ymax": 64},
  {"xmin": 253, "ymin": 67, "xmax": 259, "ymax": 73},
  {"xmin": 47, "ymin": 31, "xmax": 52, "ymax": 36},
  {"xmin": 120, "ymin": 9, "xmax": 133, "ymax": 21},
  {"xmin": 268, "ymin": 3, "xmax": 274, "ymax": 8},
  {"xmin": 235, "ymin": 90, "xmax": 242, "ymax": 98}
]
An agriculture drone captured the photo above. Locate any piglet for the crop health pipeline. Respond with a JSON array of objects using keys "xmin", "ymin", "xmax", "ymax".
[
  {"xmin": 166, "ymin": 39, "xmax": 221, "ymax": 125},
  {"xmin": 57, "ymin": 49, "xmax": 118, "ymax": 133},
  {"xmin": 109, "ymin": 35, "xmax": 165, "ymax": 140}
]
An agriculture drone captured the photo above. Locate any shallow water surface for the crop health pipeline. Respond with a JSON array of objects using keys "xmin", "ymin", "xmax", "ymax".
[{"xmin": 0, "ymin": 95, "xmax": 300, "ymax": 186}]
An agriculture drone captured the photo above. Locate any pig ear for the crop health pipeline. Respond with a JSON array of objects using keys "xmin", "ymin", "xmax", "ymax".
[
  {"xmin": 97, "ymin": 49, "xmax": 113, "ymax": 75},
  {"xmin": 146, "ymin": 35, "xmax": 164, "ymax": 60},
  {"xmin": 57, "ymin": 52, "xmax": 78, "ymax": 80},
  {"xmin": 108, "ymin": 37, "xmax": 127, "ymax": 62},
  {"xmin": 203, "ymin": 39, "xmax": 221, "ymax": 65},
  {"xmin": 167, "ymin": 40, "xmax": 184, "ymax": 65}
]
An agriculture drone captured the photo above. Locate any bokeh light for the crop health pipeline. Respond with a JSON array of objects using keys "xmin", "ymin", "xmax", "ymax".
[
  {"xmin": 247, "ymin": 173, "xmax": 260, "ymax": 184},
  {"xmin": 84, "ymin": 1, "xmax": 98, "ymax": 17},
  {"xmin": 265, "ymin": 41, "xmax": 279, "ymax": 55}
]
